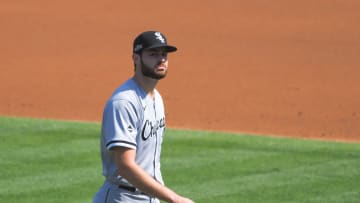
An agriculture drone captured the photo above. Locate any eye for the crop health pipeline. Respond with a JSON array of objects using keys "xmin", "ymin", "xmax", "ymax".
[{"xmin": 146, "ymin": 50, "xmax": 167, "ymax": 57}]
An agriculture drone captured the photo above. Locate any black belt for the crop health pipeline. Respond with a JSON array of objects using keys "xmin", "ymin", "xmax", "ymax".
[
  {"xmin": 118, "ymin": 185, "xmax": 138, "ymax": 192},
  {"xmin": 118, "ymin": 185, "xmax": 148, "ymax": 195}
]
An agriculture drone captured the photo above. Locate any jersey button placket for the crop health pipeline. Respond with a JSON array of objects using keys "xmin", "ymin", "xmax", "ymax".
[{"xmin": 152, "ymin": 98, "xmax": 158, "ymax": 180}]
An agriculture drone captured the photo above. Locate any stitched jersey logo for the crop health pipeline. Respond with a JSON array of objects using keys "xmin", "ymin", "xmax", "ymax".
[
  {"xmin": 155, "ymin": 32, "xmax": 165, "ymax": 43},
  {"xmin": 141, "ymin": 117, "xmax": 165, "ymax": 141}
]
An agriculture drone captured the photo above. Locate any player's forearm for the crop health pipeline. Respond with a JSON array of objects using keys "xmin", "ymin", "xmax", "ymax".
[
  {"xmin": 118, "ymin": 161, "xmax": 179, "ymax": 202},
  {"xmin": 114, "ymin": 147, "xmax": 193, "ymax": 203}
]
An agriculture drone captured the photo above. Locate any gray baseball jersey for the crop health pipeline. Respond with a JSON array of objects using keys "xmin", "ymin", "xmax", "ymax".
[{"xmin": 100, "ymin": 77, "xmax": 166, "ymax": 187}]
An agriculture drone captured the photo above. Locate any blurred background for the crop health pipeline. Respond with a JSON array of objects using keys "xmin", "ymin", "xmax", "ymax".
[{"xmin": 1, "ymin": 0, "xmax": 359, "ymax": 141}]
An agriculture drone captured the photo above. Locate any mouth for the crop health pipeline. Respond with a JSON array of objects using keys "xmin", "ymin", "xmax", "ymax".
[{"xmin": 155, "ymin": 64, "xmax": 167, "ymax": 71}]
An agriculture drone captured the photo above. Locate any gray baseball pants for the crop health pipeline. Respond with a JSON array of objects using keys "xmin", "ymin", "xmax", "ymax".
[{"xmin": 93, "ymin": 181, "xmax": 160, "ymax": 203}]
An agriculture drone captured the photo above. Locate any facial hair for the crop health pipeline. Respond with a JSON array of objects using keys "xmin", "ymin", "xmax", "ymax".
[{"xmin": 140, "ymin": 57, "xmax": 167, "ymax": 80}]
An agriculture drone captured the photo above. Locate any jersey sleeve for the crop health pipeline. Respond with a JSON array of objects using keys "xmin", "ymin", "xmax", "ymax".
[{"xmin": 102, "ymin": 99, "xmax": 140, "ymax": 150}]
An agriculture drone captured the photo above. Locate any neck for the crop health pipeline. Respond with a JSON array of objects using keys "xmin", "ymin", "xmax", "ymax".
[{"xmin": 133, "ymin": 74, "xmax": 158, "ymax": 98}]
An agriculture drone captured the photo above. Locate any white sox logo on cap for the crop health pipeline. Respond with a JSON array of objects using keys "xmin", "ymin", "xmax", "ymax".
[
  {"xmin": 133, "ymin": 31, "xmax": 177, "ymax": 53},
  {"xmin": 154, "ymin": 32, "xmax": 165, "ymax": 43}
]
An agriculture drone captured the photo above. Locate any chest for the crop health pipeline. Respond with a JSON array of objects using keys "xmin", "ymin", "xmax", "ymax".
[{"xmin": 139, "ymin": 97, "xmax": 165, "ymax": 142}]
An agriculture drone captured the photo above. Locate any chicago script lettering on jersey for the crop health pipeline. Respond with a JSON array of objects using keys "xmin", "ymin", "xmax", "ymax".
[{"xmin": 141, "ymin": 117, "xmax": 165, "ymax": 141}]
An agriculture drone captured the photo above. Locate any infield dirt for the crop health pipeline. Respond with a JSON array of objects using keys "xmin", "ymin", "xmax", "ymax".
[{"xmin": 1, "ymin": 0, "xmax": 359, "ymax": 142}]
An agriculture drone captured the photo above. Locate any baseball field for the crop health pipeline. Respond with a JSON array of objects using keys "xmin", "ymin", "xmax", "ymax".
[
  {"xmin": 1, "ymin": 0, "xmax": 360, "ymax": 202},
  {"xmin": 1, "ymin": 116, "xmax": 360, "ymax": 203}
]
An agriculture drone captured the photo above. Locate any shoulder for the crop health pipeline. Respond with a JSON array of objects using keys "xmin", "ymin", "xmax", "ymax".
[
  {"xmin": 108, "ymin": 79, "xmax": 143, "ymax": 103},
  {"xmin": 104, "ymin": 79, "xmax": 144, "ymax": 112}
]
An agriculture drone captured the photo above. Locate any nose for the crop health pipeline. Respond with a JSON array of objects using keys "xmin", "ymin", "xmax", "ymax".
[{"xmin": 159, "ymin": 55, "xmax": 167, "ymax": 63}]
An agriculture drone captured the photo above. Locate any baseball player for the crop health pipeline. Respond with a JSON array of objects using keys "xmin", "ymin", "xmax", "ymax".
[{"xmin": 93, "ymin": 31, "xmax": 194, "ymax": 203}]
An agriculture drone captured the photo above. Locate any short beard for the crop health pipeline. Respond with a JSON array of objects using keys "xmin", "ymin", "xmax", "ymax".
[{"xmin": 140, "ymin": 57, "xmax": 167, "ymax": 80}]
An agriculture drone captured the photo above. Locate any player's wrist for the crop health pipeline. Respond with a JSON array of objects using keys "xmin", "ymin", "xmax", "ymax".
[
  {"xmin": 167, "ymin": 195, "xmax": 195, "ymax": 203},
  {"xmin": 158, "ymin": 188, "xmax": 176, "ymax": 203},
  {"xmin": 166, "ymin": 194, "xmax": 179, "ymax": 203}
]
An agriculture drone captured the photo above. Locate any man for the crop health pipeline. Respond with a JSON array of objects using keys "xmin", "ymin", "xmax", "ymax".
[{"xmin": 93, "ymin": 31, "xmax": 194, "ymax": 203}]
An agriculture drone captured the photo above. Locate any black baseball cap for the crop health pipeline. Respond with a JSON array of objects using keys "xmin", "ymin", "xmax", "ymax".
[{"xmin": 133, "ymin": 31, "xmax": 177, "ymax": 54}]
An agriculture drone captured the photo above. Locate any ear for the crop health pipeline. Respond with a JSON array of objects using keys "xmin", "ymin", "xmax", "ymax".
[{"xmin": 133, "ymin": 53, "xmax": 140, "ymax": 63}]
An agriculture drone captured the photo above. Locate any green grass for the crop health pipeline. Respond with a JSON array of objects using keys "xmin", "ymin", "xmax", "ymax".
[{"xmin": 1, "ymin": 116, "xmax": 360, "ymax": 203}]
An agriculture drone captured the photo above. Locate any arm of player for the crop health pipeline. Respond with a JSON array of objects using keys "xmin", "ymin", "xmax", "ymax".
[{"xmin": 113, "ymin": 147, "xmax": 195, "ymax": 203}]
